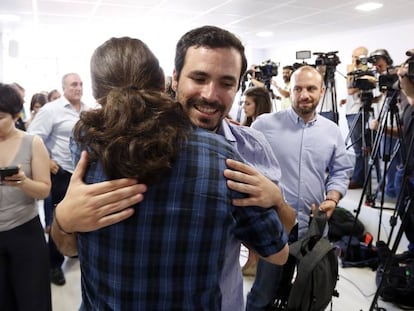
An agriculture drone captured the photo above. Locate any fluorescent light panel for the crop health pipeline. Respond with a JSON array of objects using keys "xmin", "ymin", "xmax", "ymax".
[{"xmin": 355, "ymin": 2, "xmax": 384, "ymax": 11}]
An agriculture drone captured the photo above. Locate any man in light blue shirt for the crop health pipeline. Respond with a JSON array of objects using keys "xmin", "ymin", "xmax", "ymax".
[
  {"xmin": 28, "ymin": 72, "xmax": 87, "ymax": 286},
  {"xmin": 246, "ymin": 65, "xmax": 353, "ymax": 310}
]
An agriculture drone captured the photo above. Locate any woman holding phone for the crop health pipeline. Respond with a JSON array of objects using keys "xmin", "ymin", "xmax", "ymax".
[{"xmin": 0, "ymin": 83, "xmax": 51, "ymax": 310}]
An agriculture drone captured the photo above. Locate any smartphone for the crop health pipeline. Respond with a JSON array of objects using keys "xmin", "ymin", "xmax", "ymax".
[{"xmin": 0, "ymin": 166, "xmax": 19, "ymax": 182}]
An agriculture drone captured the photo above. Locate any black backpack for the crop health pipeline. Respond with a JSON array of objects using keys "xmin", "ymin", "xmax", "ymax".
[
  {"xmin": 287, "ymin": 210, "xmax": 339, "ymax": 311},
  {"xmin": 328, "ymin": 207, "xmax": 365, "ymax": 242},
  {"xmin": 375, "ymin": 241, "xmax": 414, "ymax": 307}
]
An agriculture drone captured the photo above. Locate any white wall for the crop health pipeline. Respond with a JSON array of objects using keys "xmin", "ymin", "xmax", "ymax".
[
  {"xmin": 232, "ymin": 20, "xmax": 414, "ymax": 137},
  {"xmin": 1, "ymin": 20, "xmax": 413, "ymax": 122}
]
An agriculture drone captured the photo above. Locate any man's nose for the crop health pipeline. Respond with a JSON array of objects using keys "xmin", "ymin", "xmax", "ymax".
[
  {"xmin": 201, "ymin": 81, "xmax": 219, "ymax": 102},
  {"xmin": 299, "ymin": 89, "xmax": 310, "ymax": 98}
]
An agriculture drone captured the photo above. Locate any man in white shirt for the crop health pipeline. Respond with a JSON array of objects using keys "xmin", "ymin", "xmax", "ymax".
[{"xmin": 28, "ymin": 73, "xmax": 87, "ymax": 286}]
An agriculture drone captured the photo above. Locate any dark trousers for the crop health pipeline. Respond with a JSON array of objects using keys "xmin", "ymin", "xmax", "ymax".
[
  {"xmin": 246, "ymin": 225, "xmax": 298, "ymax": 310},
  {"xmin": 49, "ymin": 168, "xmax": 72, "ymax": 269},
  {"xmin": 398, "ymin": 176, "xmax": 414, "ymax": 252},
  {"xmin": 0, "ymin": 217, "xmax": 52, "ymax": 311}
]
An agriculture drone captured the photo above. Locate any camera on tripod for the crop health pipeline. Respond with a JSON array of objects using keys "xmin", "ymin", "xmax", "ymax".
[
  {"xmin": 348, "ymin": 69, "xmax": 376, "ymax": 91},
  {"xmin": 378, "ymin": 68, "xmax": 399, "ymax": 91},
  {"xmin": 314, "ymin": 51, "xmax": 341, "ymax": 67},
  {"xmin": 253, "ymin": 59, "xmax": 279, "ymax": 82},
  {"xmin": 405, "ymin": 50, "xmax": 414, "ymax": 81}
]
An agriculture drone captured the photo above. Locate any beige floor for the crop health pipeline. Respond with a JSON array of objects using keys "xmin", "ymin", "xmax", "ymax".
[{"xmin": 47, "ymin": 187, "xmax": 409, "ymax": 311}]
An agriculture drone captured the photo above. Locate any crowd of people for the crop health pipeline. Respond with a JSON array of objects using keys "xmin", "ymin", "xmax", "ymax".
[{"xmin": 1, "ymin": 24, "xmax": 413, "ymax": 310}]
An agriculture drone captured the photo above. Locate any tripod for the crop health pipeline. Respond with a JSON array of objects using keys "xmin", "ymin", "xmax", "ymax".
[
  {"xmin": 319, "ymin": 65, "xmax": 339, "ymax": 124},
  {"xmin": 368, "ymin": 90, "xmax": 403, "ymax": 240},
  {"xmin": 343, "ymin": 90, "xmax": 403, "ymax": 261},
  {"xmin": 369, "ymin": 125, "xmax": 414, "ymax": 310},
  {"xmin": 263, "ymin": 80, "xmax": 279, "ymax": 113},
  {"xmin": 345, "ymin": 90, "xmax": 377, "ymax": 203}
]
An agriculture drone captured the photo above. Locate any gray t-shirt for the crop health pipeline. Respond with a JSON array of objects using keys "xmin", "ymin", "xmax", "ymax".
[{"xmin": 0, "ymin": 134, "xmax": 38, "ymax": 231}]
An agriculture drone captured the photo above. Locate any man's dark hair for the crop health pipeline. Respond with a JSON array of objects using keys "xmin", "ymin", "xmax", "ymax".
[
  {"xmin": 370, "ymin": 49, "xmax": 393, "ymax": 66},
  {"xmin": 283, "ymin": 65, "xmax": 294, "ymax": 71},
  {"xmin": 174, "ymin": 25, "xmax": 247, "ymax": 89}
]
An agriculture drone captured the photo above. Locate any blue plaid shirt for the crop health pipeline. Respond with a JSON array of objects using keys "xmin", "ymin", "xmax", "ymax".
[{"xmin": 71, "ymin": 127, "xmax": 287, "ymax": 311}]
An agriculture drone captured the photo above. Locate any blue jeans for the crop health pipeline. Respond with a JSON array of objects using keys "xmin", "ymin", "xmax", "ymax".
[
  {"xmin": 380, "ymin": 137, "xmax": 400, "ymax": 197},
  {"xmin": 49, "ymin": 168, "xmax": 72, "ymax": 269},
  {"xmin": 246, "ymin": 227, "xmax": 298, "ymax": 310},
  {"xmin": 346, "ymin": 113, "xmax": 365, "ymax": 185}
]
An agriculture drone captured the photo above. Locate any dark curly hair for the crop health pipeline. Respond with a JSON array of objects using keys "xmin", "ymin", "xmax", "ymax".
[{"xmin": 73, "ymin": 37, "xmax": 191, "ymax": 184}]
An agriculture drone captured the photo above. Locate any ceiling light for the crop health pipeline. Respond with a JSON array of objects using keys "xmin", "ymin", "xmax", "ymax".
[
  {"xmin": 355, "ymin": 2, "xmax": 383, "ymax": 11},
  {"xmin": 256, "ymin": 31, "xmax": 273, "ymax": 37},
  {"xmin": 0, "ymin": 14, "xmax": 21, "ymax": 22}
]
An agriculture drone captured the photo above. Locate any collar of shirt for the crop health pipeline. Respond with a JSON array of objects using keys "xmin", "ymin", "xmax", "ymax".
[
  {"xmin": 287, "ymin": 107, "xmax": 317, "ymax": 126},
  {"xmin": 58, "ymin": 96, "xmax": 87, "ymax": 112},
  {"xmin": 217, "ymin": 119, "xmax": 236, "ymax": 143}
]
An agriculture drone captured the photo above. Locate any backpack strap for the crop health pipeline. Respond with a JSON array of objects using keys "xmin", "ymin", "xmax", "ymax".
[
  {"xmin": 289, "ymin": 210, "xmax": 327, "ymax": 259},
  {"xmin": 294, "ymin": 239, "xmax": 335, "ymax": 282},
  {"xmin": 307, "ymin": 209, "xmax": 327, "ymax": 238}
]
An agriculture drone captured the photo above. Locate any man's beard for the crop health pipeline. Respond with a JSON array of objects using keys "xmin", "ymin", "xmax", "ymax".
[
  {"xmin": 295, "ymin": 100, "xmax": 318, "ymax": 116},
  {"xmin": 184, "ymin": 97, "xmax": 226, "ymax": 131}
]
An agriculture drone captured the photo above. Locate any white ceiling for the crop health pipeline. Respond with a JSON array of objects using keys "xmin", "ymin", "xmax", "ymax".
[{"xmin": 1, "ymin": 0, "xmax": 414, "ymax": 50}]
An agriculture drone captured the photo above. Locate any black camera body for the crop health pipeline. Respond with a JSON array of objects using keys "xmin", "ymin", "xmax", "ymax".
[
  {"xmin": 254, "ymin": 59, "xmax": 279, "ymax": 82},
  {"xmin": 314, "ymin": 51, "xmax": 341, "ymax": 67},
  {"xmin": 407, "ymin": 57, "xmax": 414, "ymax": 81},
  {"xmin": 378, "ymin": 73, "xmax": 399, "ymax": 91},
  {"xmin": 348, "ymin": 69, "xmax": 376, "ymax": 91}
]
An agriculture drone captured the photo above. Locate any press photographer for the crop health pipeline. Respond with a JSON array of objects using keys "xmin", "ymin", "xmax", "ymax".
[
  {"xmin": 365, "ymin": 49, "xmax": 404, "ymax": 204},
  {"xmin": 272, "ymin": 65, "xmax": 294, "ymax": 110},
  {"xmin": 341, "ymin": 46, "xmax": 377, "ymax": 190},
  {"xmin": 399, "ymin": 49, "xmax": 414, "ymax": 97}
]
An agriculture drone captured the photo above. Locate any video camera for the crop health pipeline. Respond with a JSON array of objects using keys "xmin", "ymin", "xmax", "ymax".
[
  {"xmin": 405, "ymin": 50, "xmax": 414, "ymax": 81},
  {"xmin": 314, "ymin": 51, "xmax": 341, "ymax": 67},
  {"xmin": 348, "ymin": 69, "xmax": 376, "ymax": 91},
  {"xmin": 378, "ymin": 68, "xmax": 399, "ymax": 91},
  {"xmin": 252, "ymin": 59, "xmax": 279, "ymax": 82}
]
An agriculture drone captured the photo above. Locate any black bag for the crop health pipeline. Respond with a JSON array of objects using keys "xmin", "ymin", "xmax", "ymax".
[
  {"xmin": 376, "ymin": 262, "xmax": 414, "ymax": 307},
  {"xmin": 334, "ymin": 234, "xmax": 379, "ymax": 270},
  {"xmin": 328, "ymin": 207, "xmax": 365, "ymax": 242},
  {"xmin": 286, "ymin": 210, "xmax": 339, "ymax": 311},
  {"xmin": 375, "ymin": 241, "xmax": 414, "ymax": 307}
]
